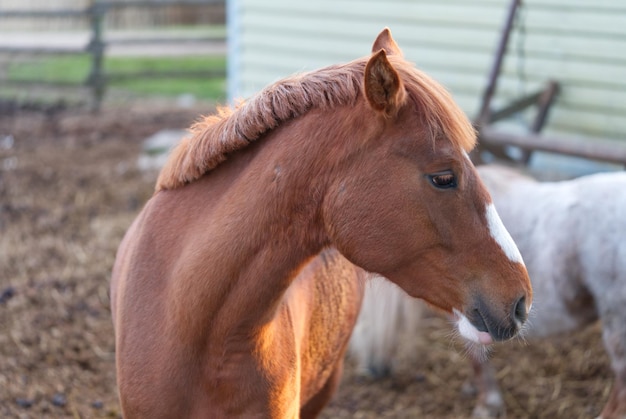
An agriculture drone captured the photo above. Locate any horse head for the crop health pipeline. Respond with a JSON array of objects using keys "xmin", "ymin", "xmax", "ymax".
[{"xmin": 322, "ymin": 28, "xmax": 532, "ymax": 345}]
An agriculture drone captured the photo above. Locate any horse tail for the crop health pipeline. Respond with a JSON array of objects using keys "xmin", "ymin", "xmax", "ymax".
[{"xmin": 348, "ymin": 276, "xmax": 423, "ymax": 377}]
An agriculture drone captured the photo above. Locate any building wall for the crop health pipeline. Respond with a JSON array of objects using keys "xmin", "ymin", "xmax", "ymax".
[{"xmin": 228, "ymin": 0, "xmax": 626, "ymax": 143}]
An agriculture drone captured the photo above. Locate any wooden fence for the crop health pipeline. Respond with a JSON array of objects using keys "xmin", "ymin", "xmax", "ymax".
[{"xmin": 0, "ymin": 0, "xmax": 226, "ymax": 110}]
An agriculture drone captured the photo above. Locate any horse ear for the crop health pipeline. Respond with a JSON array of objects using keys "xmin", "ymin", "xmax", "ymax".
[
  {"xmin": 371, "ymin": 27, "xmax": 403, "ymax": 56},
  {"xmin": 364, "ymin": 49, "xmax": 406, "ymax": 115}
]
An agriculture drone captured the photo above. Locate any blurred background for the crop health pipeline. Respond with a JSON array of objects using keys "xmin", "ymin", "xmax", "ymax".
[
  {"xmin": 0, "ymin": 1, "xmax": 624, "ymax": 418},
  {"xmin": 0, "ymin": 0, "xmax": 226, "ymax": 109},
  {"xmin": 2, "ymin": 0, "xmax": 625, "ymax": 173}
]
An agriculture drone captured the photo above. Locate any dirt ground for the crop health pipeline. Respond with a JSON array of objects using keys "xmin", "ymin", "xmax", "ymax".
[{"xmin": 0, "ymin": 104, "xmax": 612, "ymax": 418}]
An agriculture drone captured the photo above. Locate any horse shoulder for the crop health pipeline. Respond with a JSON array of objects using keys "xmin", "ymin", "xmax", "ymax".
[
  {"xmin": 113, "ymin": 191, "xmax": 235, "ymax": 415},
  {"xmin": 110, "ymin": 211, "xmax": 142, "ymax": 327}
]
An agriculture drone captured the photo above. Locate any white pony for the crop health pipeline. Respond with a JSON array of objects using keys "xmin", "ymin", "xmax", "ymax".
[
  {"xmin": 349, "ymin": 276, "xmax": 423, "ymax": 377},
  {"xmin": 348, "ymin": 164, "xmax": 626, "ymax": 419}
]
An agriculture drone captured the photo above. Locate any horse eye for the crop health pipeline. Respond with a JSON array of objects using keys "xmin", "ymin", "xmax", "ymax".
[{"xmin": 428, "ymin": 171, "xmax": 457, "ymax": 189}]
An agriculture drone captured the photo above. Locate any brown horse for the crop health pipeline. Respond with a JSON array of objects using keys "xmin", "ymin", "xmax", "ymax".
[{"xmin": 110, "ymin": 29, "xmax": 532, "ymax": 418}]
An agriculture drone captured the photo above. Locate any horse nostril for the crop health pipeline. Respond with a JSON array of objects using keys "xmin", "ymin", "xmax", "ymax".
[{"xmin": 513, "ymin": 296, "xmax": 527, "ymax": 325}]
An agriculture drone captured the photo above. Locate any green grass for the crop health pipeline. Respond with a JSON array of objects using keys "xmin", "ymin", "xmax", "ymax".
[
  {"xmin": 5, "ymin": 53, "xmax": 227, "ymax": 102},
  {"xmin": 8, "ymin": 54, "xmax": 92, "ymax": 84}
]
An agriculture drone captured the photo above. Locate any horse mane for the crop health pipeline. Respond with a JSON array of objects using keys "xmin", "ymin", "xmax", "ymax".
[{"xmin": 156, "ymin": 56, "xmax": 476, "ymax": 191}]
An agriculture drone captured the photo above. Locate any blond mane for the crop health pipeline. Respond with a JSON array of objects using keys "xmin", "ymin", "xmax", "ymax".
[{"xmin": 156, "ymin": 56, "xmax": 475, "ymax": 191}]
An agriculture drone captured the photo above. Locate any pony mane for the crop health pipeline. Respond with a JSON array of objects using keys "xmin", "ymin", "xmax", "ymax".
[{"xmin": 156, "ymin": 56, "xmax": 476, "ymax": 191}]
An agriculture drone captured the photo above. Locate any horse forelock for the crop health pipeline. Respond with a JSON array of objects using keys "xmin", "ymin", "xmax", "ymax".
[{"xmin": 156, "ymin": 55, "xmax": 475, "ymax": 191}]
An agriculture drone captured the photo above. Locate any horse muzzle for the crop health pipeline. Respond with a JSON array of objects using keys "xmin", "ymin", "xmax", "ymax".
[{"xmin": 454, "ymin": 295, "xmax": 528, "ymax": 344}]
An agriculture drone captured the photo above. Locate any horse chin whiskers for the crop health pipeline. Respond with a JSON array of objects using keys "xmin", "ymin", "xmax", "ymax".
[
  {"xmin": 513, "ymin": 309, "xmax": 534, "ymax": 347},
  {"xmin": 445, "ymin": 316, "xmax": 492, "ymax": 363},
  {"xmin": 513, "ymin": 326, "xmax": 530, "ymax": 347},
  {"xmin": 462, "ymin": 339, "xmax": 492, "ymax": 364},
  {"xmin": 444, "ymin": 321, "xmax": 462, "ymax": 350}
]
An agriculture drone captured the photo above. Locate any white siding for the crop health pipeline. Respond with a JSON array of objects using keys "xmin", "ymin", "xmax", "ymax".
[{"xmin": 229, "ymin": 0, "xmax": 626, "ymax": 143}]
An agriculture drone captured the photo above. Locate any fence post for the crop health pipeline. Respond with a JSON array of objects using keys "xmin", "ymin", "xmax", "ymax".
[{"xmin": 87, "ymin": 1, "xmax": 105, "ymax": 112}]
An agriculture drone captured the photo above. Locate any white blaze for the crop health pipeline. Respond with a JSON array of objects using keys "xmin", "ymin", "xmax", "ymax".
[
  {"xmin": 485, "ymin": 203, "xmax": 525, "ymax": 265},
  {"xmin": 453, "ymin": 203, "xmax": 528, "ymax": 345}
]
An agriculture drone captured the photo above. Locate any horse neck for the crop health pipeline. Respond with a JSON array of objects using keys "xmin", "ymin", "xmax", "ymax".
[{"xmin": 171, "ymin": 105, "xmax": 361, "ymax": 342}]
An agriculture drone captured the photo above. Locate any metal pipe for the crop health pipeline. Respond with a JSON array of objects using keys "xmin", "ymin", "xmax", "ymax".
[
  {"xmin": 479, "ymin": 127, "xmax": 626, "ymax": 165},
  {"xmin": 476, "ymin": 0, "xmax": 522, "ymax": 126}
]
